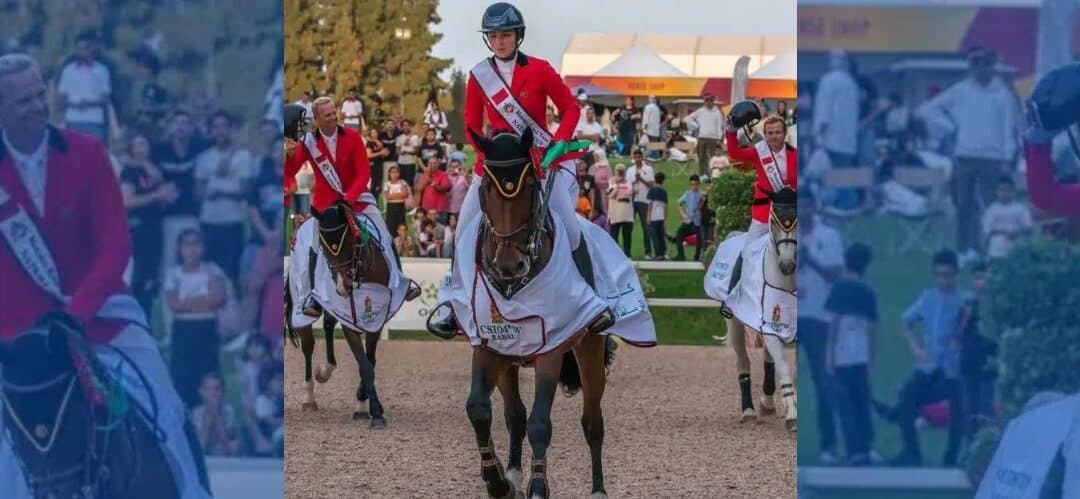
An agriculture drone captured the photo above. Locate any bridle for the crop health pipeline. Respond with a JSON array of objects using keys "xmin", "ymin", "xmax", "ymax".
[
  {"xmin": 0, "ymin": 329, "xmax": 160, "ymax": 499},
  {"xmin": 478, "ymin": 166, "xmax": 551, "ymax": 298},
  {"xmin": 317, "ymin": 208, "xmax": 380, "ymax": 289},
  {"xmin": 769, "ymin": 204, "xmax": 798, "ymax": 252}
]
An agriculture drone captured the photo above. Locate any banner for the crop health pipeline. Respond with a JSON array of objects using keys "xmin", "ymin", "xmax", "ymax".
[{"xmin": 386, "ymin": 258, "xmax": 451, "ymax": 333}]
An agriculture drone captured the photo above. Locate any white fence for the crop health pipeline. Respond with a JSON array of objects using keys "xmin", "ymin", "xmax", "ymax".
[{"xmin": 206, "ymin": 457, "xmax": 283, "ymax": 499}]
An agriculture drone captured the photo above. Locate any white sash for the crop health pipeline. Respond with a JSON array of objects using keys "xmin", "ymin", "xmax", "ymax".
[
  {"xmin": 753, "ymin": 141, "xmax": 788, "ymax": 193},
  {"xmin": 0, "ymin": 185, "xmax": 68, "ymax": 303},
  {"xmin": 302, "ymin": 132, "xmax": 346, "ymax": 196},
  {"xmin": 470, "ymin": 60, "xmax": 552, "ymax": 148}
]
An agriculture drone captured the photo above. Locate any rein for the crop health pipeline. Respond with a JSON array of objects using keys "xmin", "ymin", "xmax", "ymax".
[{"xmin": 318, "ymin": 211, "xmax": 382, "ymax": 288}]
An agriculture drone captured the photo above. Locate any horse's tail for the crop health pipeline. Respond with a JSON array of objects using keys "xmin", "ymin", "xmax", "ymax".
[
  {"xmin": 285, "ymin": 275, "xmax": 299, "ymax": 348},
  {"xmin": 558, "ymin": 351, "xmax": 581, "ymax": 394}
]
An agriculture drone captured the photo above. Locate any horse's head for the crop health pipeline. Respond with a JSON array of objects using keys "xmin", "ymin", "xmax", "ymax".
[
  {"xmin": 0, "ymin": 319, "xmax": 98, "ymax": 499},
  {"xmin": 768, "ymin": 187, "xmax": 798, "ymax": 276},
  {"xmin": 312, "ymin": 201, "xmax": 380, "ymax": 297},
  {"xmin": 468, "ymin": 128, "xmax": 549, "ymax": 296}
]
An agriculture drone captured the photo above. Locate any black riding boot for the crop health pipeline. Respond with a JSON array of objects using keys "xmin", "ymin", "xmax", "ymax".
[
  {"xmin": 571, "ymin": 239, "xmax": 615, "ymax": 333},
  {"xmin": 302, "ymin": 248, "xmax": 323, "ymax": 317}
]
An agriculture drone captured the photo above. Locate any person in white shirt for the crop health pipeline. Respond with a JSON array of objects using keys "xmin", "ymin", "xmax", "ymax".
[
  {"xmin": 574, "ymin": 106, "xmax": 606, "ymax": 153},
  {"xmin": 423, "ymin": 100, "xmax": 449, "ymax": 140},
  {"xmin": 56, "ymin": 32, "xmax": 112, "ymax": 144},
  {"xmin": 340, "ymin": 89, "xmax": 364, "ymax": 132},
  {"xmin": 624, "ymin": 149, "xmax": 656, "ymax": 257},
  {"xmin": 918, "ymin": 47, "xmax": 1020, "ymax": 265},
  {"xmin": 686, "ymin": 93, "xmax": 725, "ymax": 176},
  {"xmin": 813, "ymin": 50, "xmax": 861, "ymax": 211},
  {"xmin": 194, "ymin": 111, "xmax": 253, "ymax": 281},
  {"xmin": 797, "ymin": 190, "xmax": 847, "ymax": 464},
  {"xmin": 643, "ymin": 95, "xmax": 662, "ymax": 142},
  {"xmin": 395, "ymin": 119, "xmax": 421, "ymax": 187},
  {"xmin": 981, "ymin": 176, "xmax": 1032, "ymax": 260},
  {"xmin": 293, "ymin": 90, "xmax": 314, "ymax": 124}
]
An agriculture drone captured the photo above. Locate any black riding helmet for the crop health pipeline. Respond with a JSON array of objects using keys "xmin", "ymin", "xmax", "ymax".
[
  {"xmin": 480, "ymin": 2, "xmax": 525, "ymax": 54},
  {"xmin": 729, "ymin": 100, "xmax": 762, "ymax": 130},
  {"xmin": 284, "ymin": 103, "xmax": 308, "ymax": 141},
  {"xmin": 1028, "ymin": 62, "xmax": 1080, "ymax": 158}
]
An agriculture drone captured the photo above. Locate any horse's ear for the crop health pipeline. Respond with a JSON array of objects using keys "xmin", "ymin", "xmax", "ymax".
[
  {"xmin": 310, "ymin": 206, "xmax": 322, "ymax": 222},
  {"xmin": 520, "ymin": 127, "xmax": 534, "ymax": 152},
  {"xmin": 468, "ymin": 128, "xmax": 493, "ymax": 156}
]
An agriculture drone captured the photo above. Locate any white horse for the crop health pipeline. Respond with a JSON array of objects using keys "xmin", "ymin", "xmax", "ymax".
[{"xmin": 722, "ymin": 188, "xmax": 798, "ymax": 432}]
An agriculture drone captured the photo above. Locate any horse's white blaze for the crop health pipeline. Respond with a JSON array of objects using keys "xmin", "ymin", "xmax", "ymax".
[{"xmin": 335, "ymin": 273, "xmax": 348, "ymax": 297}]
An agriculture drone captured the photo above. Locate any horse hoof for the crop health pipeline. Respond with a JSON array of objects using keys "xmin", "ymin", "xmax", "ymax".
[
  {"xmin": 759, "ymin": 396, "xmax": 777, "ymax": 415},
  {"xmin": 506, "ymin": 468, "xmax": 524, "ymax": 491},
  {"xmin": 314, "ymin": 363, "xmax": 336, "ymax": 383},
  {"xmin": 590, "ymin": 492, "xmax": 608, "ymax": 499},
  {"xmin": 370, "ymin": 417, "xmax": 387, "ymax": 430},
  {"xmin": 560, "ymin": 385, "xmax": 579, "ymax": 398},
  {"xmin": 301, "ymin": 402, "xmax": 318, "ymax": 411},
  {"xmin": 738, "ymin": 409, "xmax": 757, "ymax": 423},
  {"xmin": 353, "ymin": 410, "xmax": 369, "ymax": 420}
]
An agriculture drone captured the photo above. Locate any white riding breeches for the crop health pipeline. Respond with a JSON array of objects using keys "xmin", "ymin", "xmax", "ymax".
[{"xmin": 0, "ymin": 324, "xmax": 212, "ymax": 499}]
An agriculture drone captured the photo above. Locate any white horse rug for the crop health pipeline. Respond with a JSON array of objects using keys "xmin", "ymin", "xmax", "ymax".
[
  {"xmin": 288, "ymin": 213, "xmax": 411, "ymax": 334},
  {"xmin": 704, "ymin": 232, "xmax": 797, "ymax": 343},
  {"xmin": 441, "ymin": 211, "xmax": 656, "ymax": 358}
]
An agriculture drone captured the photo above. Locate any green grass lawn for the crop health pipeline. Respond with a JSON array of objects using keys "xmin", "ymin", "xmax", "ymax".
[{"xmin": 797, "ymin": 214, "xmax": 981, "ymax": 470}]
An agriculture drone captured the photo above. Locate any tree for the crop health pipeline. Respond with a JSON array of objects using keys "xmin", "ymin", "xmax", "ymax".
[
  {"xmin": 286, "ymin": 0, "xmax": 452, "ymax": 125},
  {"xmin": 447, "ymin": 68, "xmax": 466, "ymax": 139}
]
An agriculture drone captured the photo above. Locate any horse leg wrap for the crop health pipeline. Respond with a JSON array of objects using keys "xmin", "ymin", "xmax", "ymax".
[
  {"xmin": 738, "ymin": 373, "xmax": 754, "ymax": 411},
  {"xmin": 763, "ymin": 361, "xmax": 776, "ymax": 396}
]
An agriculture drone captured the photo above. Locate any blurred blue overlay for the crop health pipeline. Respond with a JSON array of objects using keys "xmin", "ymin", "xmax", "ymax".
[
  {"xmin": 796, "ymin": 0, "xmax": 1079, "ymax": 497},
  {"xmin": 0, "ymin": 0, "xmax": 283, "ymax": 498}
]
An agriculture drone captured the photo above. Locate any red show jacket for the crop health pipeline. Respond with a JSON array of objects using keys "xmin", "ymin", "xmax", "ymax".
[
  {"xmin": 726, "ymin": 131, "xmax": 799, "ymax": 224},
  {"xmin": 464, "ymin": 52, "xmax": 584, "ymax": 175},
  {"xmin": 284, "ymin": 125, "xmax": 371, "ymax": 212},
  {"xmin": 0, "ymin": 128, "xmax": 130, "ymax": 343}
]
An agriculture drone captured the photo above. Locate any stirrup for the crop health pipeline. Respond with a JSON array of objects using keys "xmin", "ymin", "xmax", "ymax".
[
  {"xmin": 301, "ymin": 295, "xmax": 323, "ymax": 317},
  {"xmin": 425, "ymin": 301, "xmax": 459, "ymax": 340},
  {"xmin": 404, "ymin": 280, "xmax": 422, "ymax": 301}
]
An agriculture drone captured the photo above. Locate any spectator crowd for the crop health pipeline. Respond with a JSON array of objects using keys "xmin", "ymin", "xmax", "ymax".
[{"xmin": 3, "ymin": 6, "xmax": 286, "ymax": 458}]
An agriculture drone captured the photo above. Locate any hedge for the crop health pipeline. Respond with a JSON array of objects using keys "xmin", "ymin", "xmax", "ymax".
[{"xmin": 703, "ymin": 170, "xmax": 755, "ymax": 263}]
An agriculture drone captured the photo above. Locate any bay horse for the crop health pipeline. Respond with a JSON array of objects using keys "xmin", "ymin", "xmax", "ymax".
[
  {"xmin": 463, "ymin": 129, "xmax": 614, "ymax": 499},
  {"xmin": 284, "ymin": 204, "xmax": 394, "ymax": 429},
  {"xmin": 0, "ymin": 314, "xmax": 208, "ymax": 498},
  {"xmin": 724, "ymin": 187, "xmax": 798, "ymax": 432}
]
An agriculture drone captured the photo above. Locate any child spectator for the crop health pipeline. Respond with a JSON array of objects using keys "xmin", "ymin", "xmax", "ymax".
[
  {"xmin": 383, "ymin": 165, "xmax": 412, "ymax": 238},
  {"xmin": 885, "ymin": 250, "xmax": 968, "ymax": 466},
  {"xmin": 253, "ymin": 364, "xmax": 285, "ymax": 457},
  {"xmin": 647, "ymin": 171, "xmax": 668, "ymax": 260},
  {"xmin": 672, "ymin": 174, "xmax": 705, "ymax": 261},
  {"xmin": 981, "ymin": 176, "xmax": 1033, "ymax": 261},
  {"xmin": 607, "ymin": 164, "xmax": 635, "ymax": 256},
  {"xmin": 191, "ymin": 372, "xmax": 241, "ymax": 456},
  {"xmin": 164, "ymin": 229, "xmax": 228, "ymax": 408},
  {"xmin": 825, "ymin": 243, "xmax": 878, "ymax": 465},
  {"xmin": 394, "ymin": 224, "xmax": 416, "ymax": 258}
]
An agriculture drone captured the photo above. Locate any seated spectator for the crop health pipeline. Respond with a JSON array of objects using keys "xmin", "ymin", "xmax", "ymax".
[
  {"xmin": 981, "ymin": 176, "xmax": 1032, "ymax": 261},
  {"xmin": 253, "ymin": 364, "xmax": 285, "ymax": 457},
  {"xmin": 424, "ymin": 209, "xmax": 448, "ymax": 258},
  {"xmin": 191, "ymin": 372, "xmax": 241, "ymax": 457},
  {"xmin": 394, "ymin": 224, "xmax": 416, "ymax": 258},
  {"xmin": 417, "ymin": 220, "xmax": 439, "ymax": 257},
  {"xmin": 708, "ymin": 148, "xmax": 730, "ymax": 177},
  {"xmin": 164, "ymin": 229, "xmax": 228, "ymax": 408}
]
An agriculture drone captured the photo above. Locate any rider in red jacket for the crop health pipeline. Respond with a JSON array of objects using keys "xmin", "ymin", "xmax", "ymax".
[
  {"xmin": 285, "ymin": 95, "xmax": 407, "ymax": 315},
  {"xmin": 725, "ymin": 113, "xmax": 799, "ymax": 229},
  {"xmin": 428, "ymin": 2, "xmax": 605, "ymax": 337}
]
